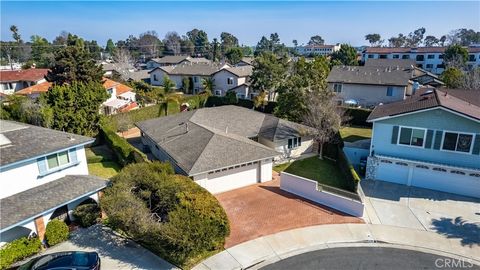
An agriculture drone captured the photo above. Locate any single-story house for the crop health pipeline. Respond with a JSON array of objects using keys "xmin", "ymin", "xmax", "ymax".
[
  {"xmin": 16, "ymin": 78, "xmax": 138, "ymax": 115},
  {"xmin": 136, "ymin": 105, "xmax": 315, "ymax": 194},
  {"xmin": 0, "ymin": 120, "xmax": 107, "ymax": 245},
  {"xmin": 0, "ymin": 68, "xmax": 48, "ymax": 95},
  {"xmin": 366, "ymin": 88, "xmax": 480, "ymax": 198}
]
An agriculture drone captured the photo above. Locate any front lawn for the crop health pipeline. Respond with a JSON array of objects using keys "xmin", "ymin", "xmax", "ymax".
[
  {"xmin": 340, "ymin": 126, "xmax": 372, "ymax": 142},
  {"xmin": 85, "ymin": 146, "xmax": 121, "ymax": 179},
  {"xmin": 273, "ymin": 162, "xmax": 291, "ymax": 172},
  {"xmin": 281, "ymin": 157, "xmax": 354, "ymax": 191}
]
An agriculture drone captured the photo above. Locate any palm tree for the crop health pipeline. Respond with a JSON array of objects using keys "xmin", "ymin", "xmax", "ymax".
[
  {"xmin": 157, "ymin": 76, "xmax": 182, "ymax": 116},
  {"xmin": 201, "ymin": 78, "xmax": 215, "ymax": 93}
]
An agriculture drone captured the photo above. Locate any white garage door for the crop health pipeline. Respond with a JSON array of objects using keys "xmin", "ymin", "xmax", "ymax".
[
  {"xmin": 376, "ymin": 161, "xmax": 409, "ymax": 185},
  {"xmin": 411, "ymin": 167, "xmax": 480, "ymax": 198},
  {"xmin": 205, "ymin": 163, "xmax": 259, "ymax": 194}
]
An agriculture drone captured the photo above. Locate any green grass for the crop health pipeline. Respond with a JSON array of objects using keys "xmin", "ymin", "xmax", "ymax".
[
  {"xmin": 86, "ymin": 145, "xmax": 121, "ymax": 179},
  {"xmin": 340, "ymin": 126, "xmax": 372, "ymax": 143},
  {"xmin": 282, "ymin": 156, "xmax": 353, "ymax": 191},
  {"xmin": 273, "ymin": 162, "xmax": 291, "ymax": 172}
]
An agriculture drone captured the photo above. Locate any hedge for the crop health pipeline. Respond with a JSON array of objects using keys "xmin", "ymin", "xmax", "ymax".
[
  {"xmin": 205, "ymin": 97, "xmax": 277, "ymax": 114},
  {"xmin": 0, "ymin": 237, "xmax": 41, "ymax": 270},
  {"xmin": 45, "ymin": 219, "xmax": 69, "ymax": 246},
  {"xmin": 342, "ymin": 107, "xmax": 372, "ymax": 127},
  {"xmin": 337, "ymin": 146, "xmax": 361, "ymax": 192},
  {"xmin": 101, "ymin": 162, "xmax": 229, "ymax": 268},
  {"xmin": 99, "ymin": 121, "xmax": 149, "ymax": 166},
  {"xmin": 73, "ymin": 203, "xmax": 101, "ymax": 228}
]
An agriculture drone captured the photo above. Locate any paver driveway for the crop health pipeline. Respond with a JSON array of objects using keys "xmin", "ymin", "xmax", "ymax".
[{"xmin": 216, "ymin": 174, "xmax": 363, "ymax": 248}]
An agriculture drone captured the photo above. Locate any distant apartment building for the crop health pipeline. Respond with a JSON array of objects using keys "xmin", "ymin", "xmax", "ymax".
[
  {"xmin": 362, "ymin": 46, "xmax": 480, "ymax": 74},
  {"xmin": 0, "ymin": 68, "xmax": 48, "ymax": 95},
  {"xmin": 295, "ymin": 44, "xmax": 341, "ymax": 56}
]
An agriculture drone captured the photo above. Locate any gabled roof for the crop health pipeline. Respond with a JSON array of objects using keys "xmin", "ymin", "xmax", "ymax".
[
  {"xmin": 0, "ymin": 68, "xmax": 48, "ymax": 83},
  {"xmin": 238, "ymin": 57, "xmax": 254, "ymax": 65},
  {"xmin": 149, "ymin": 62, "xmax": 226, "ymax": 76},
  {"xmin": 214, "ymin": 66, "xmax": 253, "ymax": 78},
  {"xmin": 0, "ymin": 120, "xmax": 94, "ymax": 167},
  {"xmin": 16, "ymin": 78, "xmax": 133, "ymax": 96},
  {"xmin": 136, "ymin": 106, "xmax": 314, "ymax": 175},
  {"xmin": 327, "ymin": 65, "xmax": 414, "ymax": 86},
  {"xmin": 367, "ymin": 88, "xmax": 480, "ymax": 122},
  {"xmin": 150, "ymin": 55, "xmax": 190, "ymax": 64},
  {"xmin": 0, "ymin": 175, "xmax": 107, "ymax": 231}
]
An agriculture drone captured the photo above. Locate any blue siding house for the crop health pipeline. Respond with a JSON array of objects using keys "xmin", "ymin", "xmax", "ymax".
[{"xmin": 366, "ymin": 88, "xmax": 480, "ymax": 198}]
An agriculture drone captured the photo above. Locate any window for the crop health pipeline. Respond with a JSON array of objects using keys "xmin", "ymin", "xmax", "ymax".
[
  {"xmin": 288, "ymin": 137, "xmax": 302, "ymax": 149},
  {"xmin": 333, "ymin": 83, "xmax": 342, "ymax": 93},
  {"xmin": 368, "ymin": 54, "xmax": 374, "ymax": 59},
  {"xmin": 193, "ymin": 77, "xmax": 198, "ymax": 83},
  {"xmin": 215, "ymin": 90, "xmax": 222, "ymax": 96},
  {"xmin": 437, "ymin": 64, "xmax": 445, "ymax": 69},
  {"xmin": 439, "ymin": 54, "xmax": 444, "ymax": 59},
  {"xmin": 393, "ymin": 54, "xmax": 399, "ymax": 59},
  {"xmin": 398, "ymin": 127, "xmax": 425, "ymax": 147},
  {"xmin": 402, "ymin": 55, "xmax": 410, "ymax": 59},
  {"xmin": 153, "ymin": 74, "xmax": 158, "ymax": 81},
  {"xmin": 442, "ymin": 132, "xmax": 473, "ymax": 153},
  {"xmin": 426, "ymin": 64, "xmax": 433, "ymax": 69},
  {"xmin": 379, "ymin": 54, "xmax": 387, "ymax": 59},
  {"xmin": 427, "ymin": 54, "xmax": 435, "ymax": 59},
  {"xmin": 46, "ymin": 151, "xmax": 70, "ymax": 170},
  {"xmin": 386, "ymin": 86, "xmax": 393, "ymax": 96},
  {"xmin": 450, "ymin": 170, "xmax": 465, "ymax": 175},
  {"xmin": 468, "ymin": 54, "xmax": 476, "ymax": 62},
  {"xmin": 227, "ymin": 77, "xmax": 234, "ymax": 85},
  {"xmin": 433, "ymin": 167, "xmax": 447, "ymax": 172},
  {"xmin": 416, "ymin": 64, "xmax": 423, "ymax": 68},
  {"xmin": 416, "ymin": 165, "xmax": 429, "ymax": 169}
]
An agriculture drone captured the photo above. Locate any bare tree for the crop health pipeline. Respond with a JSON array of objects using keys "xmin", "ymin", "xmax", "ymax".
[
  {"xmin": 164, "ymin": 32, "xmax": 181, "ymax": 55},
  {"xmin": 303, "ymin": 90, "xmax": 343, "ymax": 158},
  {"xmin": 112, "ymin": 48, "xmax": 133, "ymax": 80},
  {"xmin": 462, "ymin": 68, "xmax": 480, "ymax": 90}
]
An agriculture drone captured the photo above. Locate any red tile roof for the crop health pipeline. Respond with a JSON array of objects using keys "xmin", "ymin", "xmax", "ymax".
[
  {"xmin": 0, "ymin": 69, "xmax": 48, "ymax": 83},
  {"xmin": 364, "ymin": 47, "xmax": 480, "ymax": 54},
  {"xmin": 16, "ymin": 78, "xmax": 133, "ymax": 96}
]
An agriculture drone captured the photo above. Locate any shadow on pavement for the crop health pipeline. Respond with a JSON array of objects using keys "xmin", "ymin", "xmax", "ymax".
[{"xmin": 431, "ymin": 217, "xmax": 480, "ymax": 246}]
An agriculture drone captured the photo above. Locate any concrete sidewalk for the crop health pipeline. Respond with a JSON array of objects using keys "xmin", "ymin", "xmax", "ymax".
[{"xmin": 193, "ymin": 224, "xmax": 480, "ymax": 270}]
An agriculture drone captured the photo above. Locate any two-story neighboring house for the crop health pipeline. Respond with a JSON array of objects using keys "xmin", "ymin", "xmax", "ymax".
[
  {"xmin": 362, "ymin": 46, "xmax": 480, "ymax": 74},
  {"xmin": 0, "ymin": 120, "xmax": 107, "ymax": 245},
  {"xmin": 0, "ymin": 68, "xmax": 48, "ymax": 95},
  {"xmin": 149, "ymin": 62, "xmax": 229, "ymax": 93},
  {"xmin": 146, "ymin": 56, "xmax": 211, "ymax": 69},
  {"xmin": 365, "ymin": 88, "xmax": 480, "ymax": 198},
  {"xmin": 17, "ymin": 78, "xmax": 137, "ymax": 115},
  {"xmin": 211, "ymin": 65, "xmax": 254, "ymax": 98},
  {"xmin": 327, "ymin": 64, "xmax": 442, "ymax": 107}
]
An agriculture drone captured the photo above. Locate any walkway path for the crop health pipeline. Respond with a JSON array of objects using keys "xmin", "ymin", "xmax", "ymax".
[{"xmin": 193, "ymin": 223, "xmax": 480, "ymax": 270}]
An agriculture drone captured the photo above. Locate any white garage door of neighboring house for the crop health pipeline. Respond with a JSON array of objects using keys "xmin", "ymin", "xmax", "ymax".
[
  {"xmin": 411, "ymin": 167, "xmax": 480, "ymax": 198},
  {"xmin": 204, "ymin": 163, "xmax": 259, "ymax": 194},
  {"xmin": 376, "ymin": 161, "xmax": 409, "ymax": 185}
]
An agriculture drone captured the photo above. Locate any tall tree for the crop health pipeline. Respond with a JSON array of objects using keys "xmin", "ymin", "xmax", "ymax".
[
  {"xmin": 180, "ymin": 35, "xmax": 194, "ymax": 55},
  {"xmin": 388, "ymin": 34, "xmax": 407, "ymax": 47},
  {"xmin": 424, "ymin": 36, "xmax": 439, "ymax": 47},
  {"xmin": 250, "ymin": 52, "xmax": 288, "ymax": 101},
  {"xmin": 53, "ymin": 31, "xmax": 69, "ymax": 46},
  {"xmin": 308, "ymin": 35, "xmax": 325, "ymax": 46},
  {"xmin": 46, "ymin": 40, "xmax": 103, "ymax": 85},
  {"xmin": 220, "ymin": 32, "xmax": 239, "ymax": 54},
  {"xmin": 447, "ymin": 28, "xmax": 480, "ymax": 46},
  {"xmin": 331, "ymin": 44, "xmax": 358, "ymax": 66},
  {"xmin": 41, "ymin": 82, "xmax": 108, "ymax": 136},
  {"xmin": 163, "ymin": 32, "xmax": 182, "ymax": 55},
  {"xmin": 365, "ymin": 34, "xmax": 382, "ymax": 46},
  {"xmin": 85, "ymin": 40, "xmax": 102, "ymax": 60},
  {"xmin": 211, "ymin": 38, "xmax": 220, "ymax": 62},
  {"xmin": 441, "ymin": 67, "xmax": 465, "ymax": 89},
  {"xmin": 106, "ymin": 39, "xmax": 116, "ymax": 55},
  {"xmin": 292, "ymin": 40, "xmax": 298, "ymax": 47},
  {"xmin": 406, "ymin": 27, "xmax": 426, "ymax": 47},
  {"xmin": 444, "ymin": 44, "xmax": 469, "ymax": 67},
  {"xmin": 138, "ymin": 31, "xmax": 162, "ymax": 58},
  {"xmin": 225, "ymin": 47, "xmax": 243, "ymax": 64},
  {"xmin": 30, "ymin": 35, "xmax": 53, "ymax": 68},
  {"xmin": 112, "ymin": 48, "xmax": 133, "ymax": 80},
  {"xmin": 254, "ymin": 33, "xmax": 285, "ymax": 56},
  {"xmin": 187, "ymin": 29, "xmax": 209, "ymax": 56},
  {"xmin": 157, "ymin": 76, "xmax": 181, "ymax": 116}
]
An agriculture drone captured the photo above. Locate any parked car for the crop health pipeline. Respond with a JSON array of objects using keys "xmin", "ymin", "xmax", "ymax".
[{"xmin": 19, "ymin": 251, "xmax": 100, "ymax": 270}]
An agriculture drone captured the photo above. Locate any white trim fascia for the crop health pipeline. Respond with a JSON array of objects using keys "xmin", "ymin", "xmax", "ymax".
[
  {"xmin": 189, "ymin": 156, "xmax": 277, "ymax": 177},
  {"xmin": 368, "ymin": 106, "xmax": 480, "ymax": 124}
]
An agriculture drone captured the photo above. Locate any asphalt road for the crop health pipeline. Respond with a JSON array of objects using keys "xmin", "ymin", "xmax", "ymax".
[{"xmin": 260, "ymin": 247, "xmax": 480, "ymax": 270}]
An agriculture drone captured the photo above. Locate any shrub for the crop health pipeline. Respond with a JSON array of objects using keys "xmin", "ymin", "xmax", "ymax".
[
  {"xmin": 73, "ymin": 203, "xmax": 101, "ymax": 228},
  {"xmin": 101, "ymin": 162, "xmax": 229, "ymax": 267},
  {"xmin": 343, "ymin": 107, "xmax": 372, "ymax": 127},
  {"xmin": 0, "ymin": 237, "xmax": 41, "ymax": 270},
  {"xmin": 45, "ymin": 219, "xmax": 69, "ymax": 246},
  {"xmin": 86, "ymin": 155, "xmax": 105, "ymax": 163},
  {"xmin": 99, "ymin": 121, "xmax": 149, "ymax": 166}
]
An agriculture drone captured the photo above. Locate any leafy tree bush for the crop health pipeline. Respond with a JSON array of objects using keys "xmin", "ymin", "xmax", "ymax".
[
  {"xmin": 73, "ymin": 203, "xmax": 101, "ymax": 227},
  {"xmin": 0, "ymin": 237, "xmax": 42, "ymax": 270},
  {"xmin": 343, "ymin": 107, "xmax": 373, "ymax": 127},
  {"xmin": 45, "ymin": 219, "xmax": 69, "ymax": 246},
  {"xmin": 101, "ymin": 162, "xmax": 230, "ymax": 267}
]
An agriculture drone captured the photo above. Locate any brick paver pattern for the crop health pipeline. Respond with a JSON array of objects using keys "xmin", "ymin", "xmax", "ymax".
[{"xmin": 216, "ymin": 172, "xmax": 363, "ymax": 248}]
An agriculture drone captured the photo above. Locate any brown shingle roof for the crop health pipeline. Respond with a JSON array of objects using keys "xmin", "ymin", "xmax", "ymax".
[
  {"xmin": 368, "ymin": 88, "xmax": 480, "ymax": 121},
  {"xmin": 0, "ymin": 68, "xmax": 48, "ymax": 83}
]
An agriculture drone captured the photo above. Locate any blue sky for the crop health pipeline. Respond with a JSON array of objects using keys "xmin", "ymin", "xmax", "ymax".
[{"xmin": 1, "ymin": 1, "xmax": 479, "ymax": 46}]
